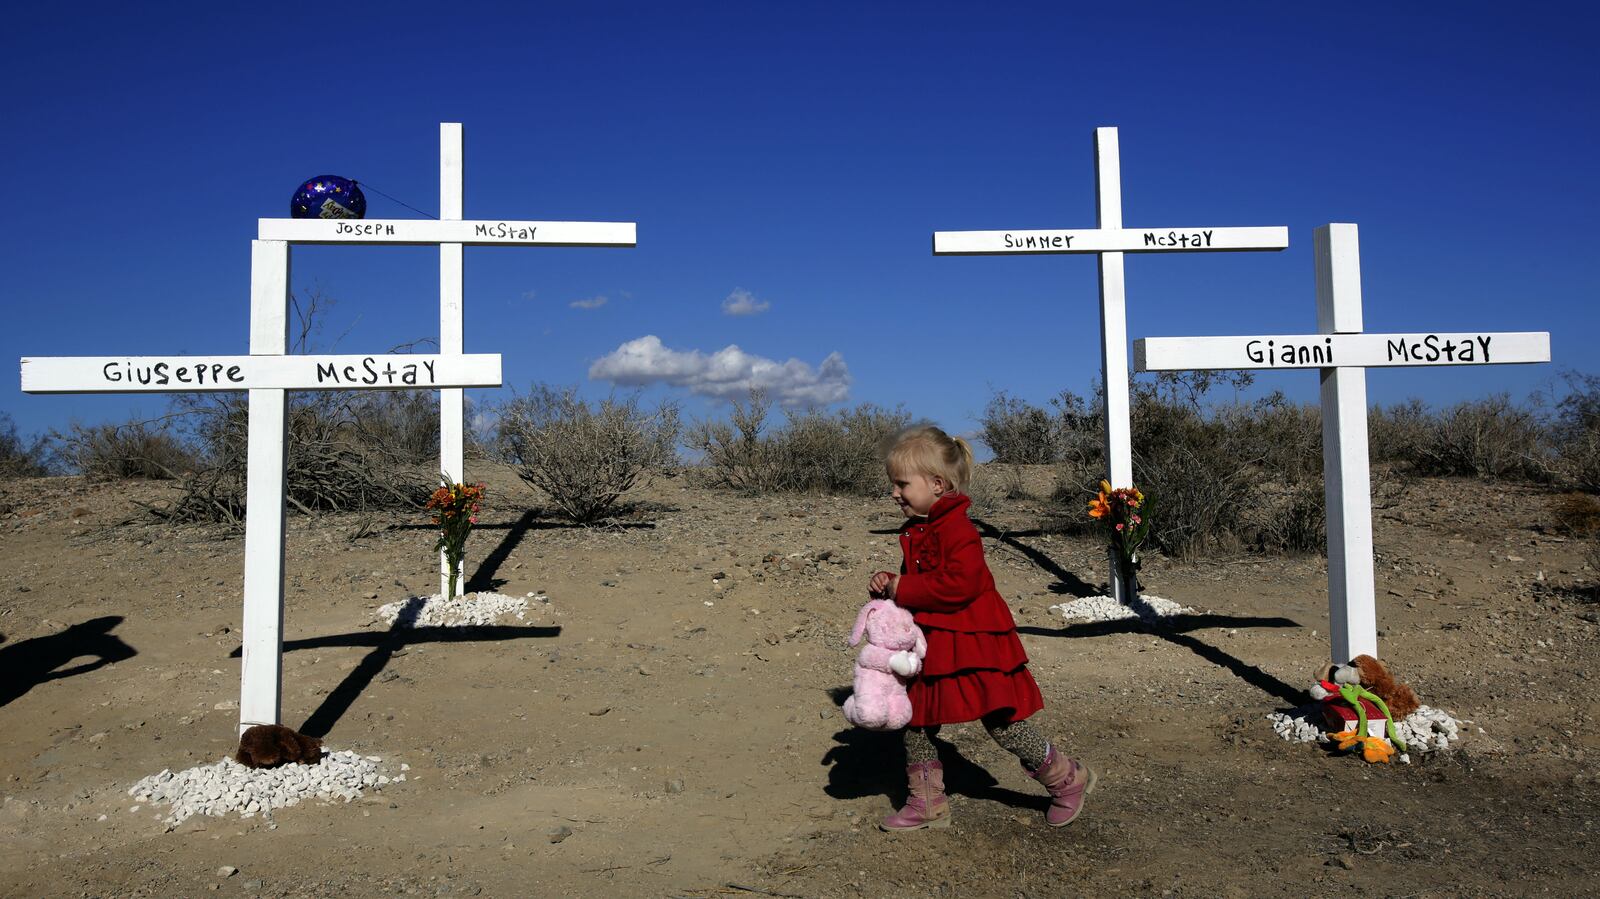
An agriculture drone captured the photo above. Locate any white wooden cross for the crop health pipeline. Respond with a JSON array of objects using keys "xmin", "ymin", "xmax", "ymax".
[
  {"xmin": 1134, "ymin": 223, "xmax": 1551, "ymax": 662},
  {"xmin": 260, "ymin": 123, "xmax": 637, "ymax": 600},
  {"xmin": 21, "ymin": 123, "xmax": 635, "ymax": 734},
  {"xmin": 933, "ymin": 126, "xmax": 1288, "ymax": 602}
]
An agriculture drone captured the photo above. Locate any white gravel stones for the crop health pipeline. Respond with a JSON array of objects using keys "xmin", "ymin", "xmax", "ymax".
[
  {"xmin": 126, "ymin": 750, "xmax": 401, "ymax": 827},
  {"xmin": 375, "ymin": 591, "xmax": 536, "ymax": 628},
  {"xmin": 1267, "ymin": 707, "xmax": 1326, "ymax": 744},
  {"xmin": 1267, "ymin": 703, "xmax": 1466, "ymax": 760},
  {"xmin": 1392, "ymin": 705, "xmax": 1463, "ymax": 753},
  {"xmin": 1050, "ymin": 594, "xmax": 1196, "ymax": 622}
]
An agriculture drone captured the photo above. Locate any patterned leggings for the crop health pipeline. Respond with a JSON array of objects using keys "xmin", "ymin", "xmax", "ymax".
[{"xmin": 904, "ymin": 712, "xmax": 1051, "ymax": 771}]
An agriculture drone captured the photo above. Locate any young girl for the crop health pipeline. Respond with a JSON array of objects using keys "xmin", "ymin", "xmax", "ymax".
[{"xmin": 868, "ymin": 425, "xmax": 1094, "ymax": 831}]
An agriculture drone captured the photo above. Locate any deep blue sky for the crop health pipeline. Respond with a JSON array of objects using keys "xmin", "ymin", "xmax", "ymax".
[{"xmin": 4, "ymin": 2, "xmax": 1596, "ymax": 448}]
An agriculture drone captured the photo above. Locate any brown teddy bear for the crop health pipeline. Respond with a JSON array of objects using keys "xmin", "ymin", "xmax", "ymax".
[
  {"xmin": 1317, "ymin": 654, "xmax": 1420, "ymax": 721},
  {"xmin": 235, "ymin": 724, "xmax": 323, "ymax": 768}
]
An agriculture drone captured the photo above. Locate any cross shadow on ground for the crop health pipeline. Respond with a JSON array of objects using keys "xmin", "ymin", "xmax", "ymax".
[
  {"xmin": 819, "ymin": 686, "xmax": 1048, "ymax": 815},
  {"xmin": 229, "ymin": 597, "xmax": 559, "ymax": 738},
  {"xmin": 1019, "ymin": 610, "xmax": 1309, "ymax": 705},
  {"xmin": 972, "ymin": 519, "xmax": 1101, "ymax": 599},
  {"xmin": 0, "ymin": 616, "xmax": 137, "ymax": 708},
  {"xmin": 465, "ymin": 509, "xmax": 539, "ymax": 594}
]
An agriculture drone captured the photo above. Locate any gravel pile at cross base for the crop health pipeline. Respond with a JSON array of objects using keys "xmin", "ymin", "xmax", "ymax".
[
  {"xmin": 1050, "ymin": 594, "xmax": 1196, "ymax": 621},
  {"xmin": 1267, "ymin": 704, "xmax": 1465, "ymax": 759},
  {"xmin": 127, "ymin": 751, "xmax": 402, "ymax": 827},
  {"xmin": 374, "ymin": 591, "xmax": 538, "ymax": 627}
]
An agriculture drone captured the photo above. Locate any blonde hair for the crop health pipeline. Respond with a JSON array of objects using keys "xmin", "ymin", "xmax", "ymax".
[{"xmin": 884, "ymin": 424, "xmax": 974, "ymax": 493}]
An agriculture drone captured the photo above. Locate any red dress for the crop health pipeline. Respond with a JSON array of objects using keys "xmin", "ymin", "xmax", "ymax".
[{"xmin": 893, "ymin": 494, "xmax": 1043, "ymax": 727}]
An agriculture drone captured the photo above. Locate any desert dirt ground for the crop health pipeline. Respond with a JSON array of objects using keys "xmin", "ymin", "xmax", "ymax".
[{"xmin": 1, "ymin": 464, "xmax": 1597, "ymax": 898}]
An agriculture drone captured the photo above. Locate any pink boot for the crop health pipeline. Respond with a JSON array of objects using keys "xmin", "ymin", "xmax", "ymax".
[
  {"xmin": 1026, "ymin": 746, "xmax": 1095, "ymax": 827},
  {"xmin": 880, "ymin": 760, "xmax": 951, "ymax": 831}
]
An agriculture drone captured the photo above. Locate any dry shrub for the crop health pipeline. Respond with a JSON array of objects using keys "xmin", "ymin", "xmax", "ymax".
[
  {"xmin": 1369, "ymin": 399, "xmax": 1432, "ymax": 465},
  {"xmin": 1551, "ymin": 372, "xmax": 1600, "ymax": 493},
  {"xmin": 496, "ymin": 385, "xmax": 679, "ymax": 524},
  {"xmin": 1410, "ymin": 394, "xmax": 1547, "ymax": 480},
  {"xmin": 980, "ymin": 392, "xmax": 1058, "ymax": 464},
  {"xmin": 56, "ymin": 418, "xmax": 197, "ymax": 481},
  {"xmin": 0, "ymin": 413, "xmax": 54, "ymax": 479},
  {"xmin": 1052, "ymin": 375, "xmax": 1325, "ymax": 559},
  {"xmin": 979, "ymin": 389, "xmax": 1102, "ymax": 465},
  {"xmin": 156, "ymin": 390, "xmax": 436, "ymax": 526},
  {"xmin": 1549, "ymin": 492, "xmax": 1600, "ymax": 536},
  {"xmin": 965, "ymin": 463, "xmax": 1026, "ymax": 518},
  {"xmin": 687, "ymin": 393, "xmax": 909, "ymax": 496}
]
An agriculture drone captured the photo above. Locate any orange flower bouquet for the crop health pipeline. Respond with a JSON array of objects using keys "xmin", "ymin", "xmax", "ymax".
[
  {"xmin": 427, "ymin": 480, "xmax": 485, "ymax": 599},
  {"xmin": 1088, "ymin": 480, "xmax": 1153, "ymax": 601}
]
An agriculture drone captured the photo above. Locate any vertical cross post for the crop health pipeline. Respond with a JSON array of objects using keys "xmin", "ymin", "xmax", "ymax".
[
  {"xmin": 1316, "ymin": 223, "xmax": 1377, "ymax": 661},
  {"xmin": 1134, "ymin": 222, "xmax": 1549, "ymax": 663},
  {"xmin": 932, "ymin": 126, "xmax": 1286, "ymax": 606},
  {"xmin": 1095, "ymin": 127, "xmax": 1136, "ymax": 603},
  {"xmin": 439, "ymin": 123, "xmax": 465, "ymax": 597},
  {"xmin": 240, "ymin": 239, "xmax": 291, "ymax": 733}
]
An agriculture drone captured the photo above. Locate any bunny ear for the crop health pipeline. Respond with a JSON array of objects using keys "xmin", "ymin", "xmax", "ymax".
[{"xmin": 849, "ymin": 602, "xmax": 876, "ymax": 646}]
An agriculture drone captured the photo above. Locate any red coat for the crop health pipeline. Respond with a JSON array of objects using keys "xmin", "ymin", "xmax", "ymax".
[{"xmin": 892, "ymin": 494, "xmax": 1043, "ymax": 727}]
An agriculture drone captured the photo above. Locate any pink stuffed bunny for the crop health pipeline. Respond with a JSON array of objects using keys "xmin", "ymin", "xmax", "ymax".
[{"xmin": 842, "ymin": 598, "xmax": 927, "ymax": 731}]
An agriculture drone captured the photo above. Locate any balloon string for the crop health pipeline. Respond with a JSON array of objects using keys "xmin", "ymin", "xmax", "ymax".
[{"xmin": 356, "ymin": 180, "xmax": 438, "ymax": 219}]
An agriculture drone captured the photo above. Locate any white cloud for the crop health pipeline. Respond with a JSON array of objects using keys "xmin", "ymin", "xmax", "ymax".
[
  {"xmin": 570, "ymin": 295, "xmax": 608, "ymax": 310},
  {"xmin": 721, "ymin": 288, "xmax": 770, "ymax": 316},
  {"xmin": 589, "ymin": 335, "xmax": 850, "ymax": 407}
]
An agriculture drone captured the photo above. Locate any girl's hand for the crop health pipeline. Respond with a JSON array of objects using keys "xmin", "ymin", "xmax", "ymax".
[{"xmin": 869, "ymin": 571, "xmax": 899, "ymax": 598}]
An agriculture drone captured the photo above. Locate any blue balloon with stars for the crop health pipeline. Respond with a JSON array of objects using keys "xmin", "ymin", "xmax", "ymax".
[{"xmin": 290, "ymin": 175, "xmax": 367, "ymax": 219}]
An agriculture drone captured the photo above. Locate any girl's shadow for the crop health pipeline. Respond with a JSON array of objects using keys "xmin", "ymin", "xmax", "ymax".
[{"xmin": 820, "ymin": 687, "xmax": 1047, "ymax": 814}]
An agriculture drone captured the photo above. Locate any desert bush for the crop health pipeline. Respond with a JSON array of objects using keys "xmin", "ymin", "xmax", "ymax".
[
  {"xmin": 1248, "ymin": 481, "xmax": 1327, "ymax": 554},
  {"xmin": 0, "ymin": 413, "xmax": 54, "ymax": 478},
  {"xmin": 1369, "ymin": 399, "xmax": 1432, "ymax": 465},
  {"xmin": 55, "ymin": 418, "xmax": 197, "ymax": 481},
  {"xmin": 688, "ymin": 393, "xmax": 909, "ymax": 496},
  {"xmin": 1221, "ymin": 392, "xmax": 1323, "ymax": 484},
  {"xmin": 1550, "ymin": 372, "xmax": 1600, "ymax": 493},
  {"xmin": 1051, "ymin": 374, "xmax": 1326, "ymax": 558},
  {"xmin": 965, "ymin": 463, "xmax": 1027, "ymax": 518},
  {"xmin": 1409, "ymin": 394, "xmax": 1547, "ymax": 480},
  {"xmin": 685, "ymin": 392, "xmax": 775, "ymax": 492},
  {"xmin": 1548, "ymin": 492, "xmax": 1600, "ymax": 536},
  {"xmin": 980, "ymin": 392, "xmax": 1060, "ymax": 464},
  {"xmin": 148, "ymin": 291, "xmax": 460, "ymax": 524},
  {"xmin": 350, "ymin": 390, "xmax": 440, "ymax": 465},
  {"xmin": 496, "ymin": 385, "xmax": 680, "ymax": 523},
  {"xmin": 155, "ymin": 390, "xmax": 437, "ymax": 526}
]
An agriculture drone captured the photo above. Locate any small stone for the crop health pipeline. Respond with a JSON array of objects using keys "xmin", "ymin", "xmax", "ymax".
[
  {"xmin": 665, "ymin": 779, "xmax": 685, "ymax": 794},
  {"xmin": 547, "ymin": 825, "xmax": 573, "ymax": 844},
  {"xmin": 218, "ymin": 866, "xmax": 238, "ymax": 878},
  {"xmin": 87, "ymin": 732, "xmax": 108, "ymax": 743},
  {"xmin": 588, "ymin": 707, "xmax": 610, "ymax": 716}
]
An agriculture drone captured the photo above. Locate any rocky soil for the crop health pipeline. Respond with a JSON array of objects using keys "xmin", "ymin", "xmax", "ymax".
[{"xmin": 1, "ymin": 466, "xmax": 1596, "ymax": 897}]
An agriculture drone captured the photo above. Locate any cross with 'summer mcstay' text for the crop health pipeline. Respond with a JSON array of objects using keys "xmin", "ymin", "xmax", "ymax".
[
  {"xmin": 933, "ymin": 126, "xmax": 1288, "ymax": 603},
  {"xmin": 21, "ymin": 123, "xmax": 636, "ymax": 734},
  {"xmin": 1134, "ymin": 223, "xmax": 1551, "ymax": 662}
]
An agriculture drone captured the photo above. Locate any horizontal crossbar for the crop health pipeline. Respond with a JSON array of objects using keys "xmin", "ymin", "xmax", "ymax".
[
  {"xmin": 257, "ymin": 219, "xmax": 636, "ymax": 247},
  {"xmin": 21, "ymin": 353, "xmax": 502, "ymax": 393},
  {"xmin": 1134, "ymin": 332, "xmax": 1550, "ymax": 371},
  {"xmin": 933, "ymin": 226, "xmax": 1288, "ymax": 255}
]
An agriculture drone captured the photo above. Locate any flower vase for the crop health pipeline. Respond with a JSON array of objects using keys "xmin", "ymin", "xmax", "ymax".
[
  {"xmin": 1111, "ymin": 550, "xmax": 1140, "ymax": 605},
  {"xmin": 445, "ymin": 561, "xmax": 461, "ymax": 600}
]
